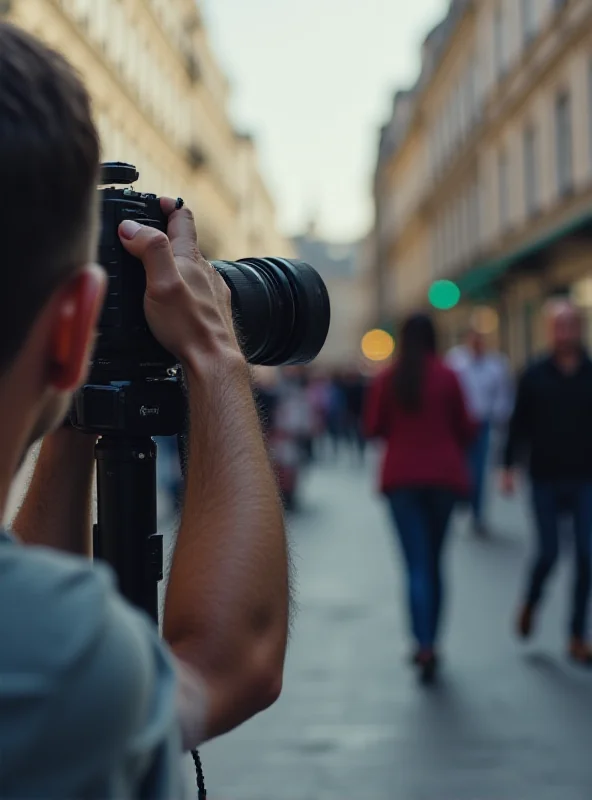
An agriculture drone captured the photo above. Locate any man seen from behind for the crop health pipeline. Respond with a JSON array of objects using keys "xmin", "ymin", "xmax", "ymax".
[{"xmin": 0, "ymin": 23, "xmax": 289, "ymax": 797}]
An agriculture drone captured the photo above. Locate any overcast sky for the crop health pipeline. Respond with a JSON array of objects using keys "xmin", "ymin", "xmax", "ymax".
[{"xmin": 202, "ymin": 0, "xmax": 447, "ymax": 241}]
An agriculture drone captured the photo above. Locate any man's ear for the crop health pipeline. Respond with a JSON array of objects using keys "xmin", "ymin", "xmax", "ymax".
[{"xmin": 48, "ymin": 265, "xmax": 107, "ymax": 392}]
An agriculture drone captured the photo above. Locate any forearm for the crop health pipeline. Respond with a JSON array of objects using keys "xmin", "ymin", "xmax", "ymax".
[
  {"xmin": 13, "ymin": 429, "xmax": 96, "ymax": 555},
  {"xmin": 163, "ymin": 355, "xmax": 289, "ymax": 737}
]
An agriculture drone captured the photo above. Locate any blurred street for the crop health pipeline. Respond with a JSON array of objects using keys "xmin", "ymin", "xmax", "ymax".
[{"xmin": 196, "ymin": 453, "xmax": 592, "ymax": 800}]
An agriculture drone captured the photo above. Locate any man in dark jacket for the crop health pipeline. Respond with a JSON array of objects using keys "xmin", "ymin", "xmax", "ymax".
[{"xmin": 502, "ymin": 300, "xmax": 592, "ymax": 665}]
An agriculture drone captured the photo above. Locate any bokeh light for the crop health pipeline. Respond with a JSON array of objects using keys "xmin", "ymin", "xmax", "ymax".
[
  {"xmin": 471, "ymin": 306, "xmax": 499, "ymax": 335},
  {"xmin": 428, "ymin": 280, "xmax": 461, "ymax": 310},
  {"xmin": 361, "ymin": 329, "xmax": 395, "ymax": 362}
]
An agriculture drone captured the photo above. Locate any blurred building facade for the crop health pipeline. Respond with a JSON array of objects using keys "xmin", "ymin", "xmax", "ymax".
[
  {"xmin": 374, "ymin": 0, "xmax": 592, "ymax": 365},
  {"xmin": 1, "ymin": 0, "xmax": 292, "ymax": 261},
  {"xmin": 293, "ymin": 225, "xmax": 372, "ymax": 367}
]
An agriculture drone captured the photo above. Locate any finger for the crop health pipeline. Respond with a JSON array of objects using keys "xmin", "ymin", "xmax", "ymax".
[
  {"xmin": 164, "ymin": 205, "xmax": 202, "ymax": 263},
  {"xmin": 160, "ymin": 196, "xmax": 178, "ymax": 216},
  {"xmin": 119, "ymin": 220, "xmax": 180, "ymax": 289}
]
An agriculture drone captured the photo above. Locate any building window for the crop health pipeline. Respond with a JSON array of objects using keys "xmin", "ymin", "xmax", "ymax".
[
  {"xmin": 523, "ymin": 124, "xmax": 539, "ymax": 217},
  {"xmin": 451, "ymin": 201, "xmax": 460, "ymax": 265},
  {"xmin": 523, "ymin": 301, "xmax": 534, "ymax": 362},
  {"xmin": 493, "ymin": 3, "xmax": 505, "ymax": 80},
  {"xmin": 498, "ymin": 148, "xmax": 509, "ymax": 232},
  {"xmin": 588, "ymin": 60, "xmax": 592, "ymax": 174},
  {"xmin": 520, "ymin": 0, "xmax": 536, "ymax": 46},
  {"xmin": 555, "ymin": 91, "xmax": 573, "ymax": 196},
  {"xmin": 473, "ymin": 183, "xmax": 480, "ymax": 253},
  {"xmin": 432, "ymin": 219, "xmax": 442, "ymax": 277},
  {"xmin": 466, "ymin": 53, "xmax": 480, "ymax": 124},
  {"xmin": 443, "ymin": 211, "xmax": 452, "ymax": 269}
]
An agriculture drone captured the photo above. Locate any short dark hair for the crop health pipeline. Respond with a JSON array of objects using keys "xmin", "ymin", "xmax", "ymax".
[{"xmin": 0, "ymin": 23, "xmax": 100, "ymax": 372}]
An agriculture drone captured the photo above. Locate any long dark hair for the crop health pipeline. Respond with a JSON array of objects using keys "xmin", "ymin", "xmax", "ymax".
[{"xmin": 393, "ymin": 313, "xmax": 437, "ymax": 412}]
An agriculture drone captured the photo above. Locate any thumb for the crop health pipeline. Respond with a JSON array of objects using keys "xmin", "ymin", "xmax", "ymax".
[{"xmin": 119, "ymin": 219, "xmax": 180, "ymax": 291}]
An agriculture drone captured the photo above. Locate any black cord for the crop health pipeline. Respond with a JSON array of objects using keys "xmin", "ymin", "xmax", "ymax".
[{"xmin": 191, "ymin": 749, "xmax": 207, "ymax": 800}]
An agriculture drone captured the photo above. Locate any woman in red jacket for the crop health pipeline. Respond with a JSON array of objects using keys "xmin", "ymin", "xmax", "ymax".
[{"xmin": 365, "ymin": 314, "xmax": 475, "ymax": 683}]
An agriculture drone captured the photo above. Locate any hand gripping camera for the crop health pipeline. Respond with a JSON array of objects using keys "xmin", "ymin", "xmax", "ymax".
[
  {"xmin": 69, "ymin": 161, "xmax": 330, "ymax": 613},
  {"xmin": 71, "ymin": 162, "xmax": 330, "ymax": 436}
]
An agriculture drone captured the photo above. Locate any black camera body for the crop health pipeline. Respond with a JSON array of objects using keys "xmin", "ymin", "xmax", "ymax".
[
  {"xmin": 71, "ymin": 162, "xmax": 330, "ymax": 437},
  {"xmin": 71, "ymin": 164, "xmax": 184, "ymax": 436}
]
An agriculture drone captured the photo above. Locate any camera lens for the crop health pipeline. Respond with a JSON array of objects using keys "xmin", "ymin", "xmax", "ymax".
[{"xmin": 211, "ymin": 258, "xmax": 330, "ymax": 366}]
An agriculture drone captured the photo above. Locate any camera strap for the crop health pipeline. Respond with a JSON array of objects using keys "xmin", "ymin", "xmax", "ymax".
[{"xmin": 191, "ymin": 750, "xmax": 207, "ymax": 799}]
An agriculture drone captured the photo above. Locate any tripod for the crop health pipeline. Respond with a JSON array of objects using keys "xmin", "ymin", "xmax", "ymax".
[{"xmin": 93, "ymin": 434, "xmax": 206, "ymax": 800}]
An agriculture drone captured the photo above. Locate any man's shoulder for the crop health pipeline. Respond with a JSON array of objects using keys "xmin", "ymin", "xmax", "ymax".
[
  {"xmin": 485, "ymin": 351, "xmax": 511, "ymax": 377},
  {"xmin": 446, "ymin": 345, "xmax": 468, "ymax": 365},
  {"xmin": 0, "ymin": 536, "xmax": 182, "ymax": 797},
  {"xmin": 0, "ymin": 537, "xmax": 117, "ymax": 673},
  {"xmin": 0, "ymin": 535, "xmax": 175, "ymax": 690},
  {"xmin": 524, "ymin": 355, "xmax": 550, "ymax": 374},
  {"xmin": 519, "ymin": 355, "xmax": 551, "ymax": 384}
]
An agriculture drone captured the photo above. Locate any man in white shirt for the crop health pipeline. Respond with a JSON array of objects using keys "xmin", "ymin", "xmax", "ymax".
[{"xmin": 447, "ymin": 326, "xmax": 513, "ymax": 535}]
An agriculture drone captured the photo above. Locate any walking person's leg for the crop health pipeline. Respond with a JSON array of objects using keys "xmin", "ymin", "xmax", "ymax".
[
  {"xmin": 355, "ymin": 417, "xmax": 366, "ymax": 464},
  {"xmin": 424, "ymin": 489, "xmax": 458, "ymax": 650},
  {"xmin": 387, "ymin": 490, "xmax": 434, "ymax": 664},
  {"xmin": 517, "ymin": 483, "xmax": 560, "ymax": 638},
  {"xmin": 570, "ymin": 484, "xmax": 592, "ymax": 664},
  {"xmin": 468, "ymin": 422, "xmax": 491, "ymax": 535}
]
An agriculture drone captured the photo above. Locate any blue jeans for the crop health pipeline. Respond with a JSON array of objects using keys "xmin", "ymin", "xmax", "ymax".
[
  {"xmin": 468, "ymin": 422, "xmax": 490, "ymax": 523},
  {"xmin": 528, "ymin": 481, "xmax": 592, "ymax": 638},
  {"xmin": 387, "ymin": 489, "xmax": 458, "ymax": 650}
]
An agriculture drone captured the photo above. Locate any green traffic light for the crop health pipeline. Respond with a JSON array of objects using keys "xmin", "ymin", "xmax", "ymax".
[{"xmin": 429, "ymin": 280, "xmax": 461, "ymax": 310}]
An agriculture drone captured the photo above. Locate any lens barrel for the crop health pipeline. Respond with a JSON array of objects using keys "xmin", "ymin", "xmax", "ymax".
[{"xmin": 212, "ymin": 258, "xmax": 330, "ymax": 366}]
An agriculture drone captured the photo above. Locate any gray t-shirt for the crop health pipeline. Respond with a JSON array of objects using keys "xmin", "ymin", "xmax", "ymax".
[{"xmin": 0, "ymin": 530, "xmax": 188, "ymax": 798}]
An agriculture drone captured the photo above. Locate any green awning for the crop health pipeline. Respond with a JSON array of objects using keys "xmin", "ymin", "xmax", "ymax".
[{"xmin": 457, "ymin": 207, "xmax": 592, "ymax": 299}]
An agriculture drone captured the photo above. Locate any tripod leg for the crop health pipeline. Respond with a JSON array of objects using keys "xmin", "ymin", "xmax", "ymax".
[{"xmin": 94, "ymin": 436, "xmax": 162, "ymax": 622}]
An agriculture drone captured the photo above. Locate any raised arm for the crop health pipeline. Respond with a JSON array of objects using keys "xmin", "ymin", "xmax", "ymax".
[
  {"xmin": 118, "ymin": 201, "xmax": 289, "ymax": 746},
  {"xmin": 12, "ymin": 428, "xmax": 96, "ymax": 556}
]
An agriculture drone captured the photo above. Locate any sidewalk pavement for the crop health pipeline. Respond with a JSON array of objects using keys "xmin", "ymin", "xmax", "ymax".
[
  {"xmin": 197, "ymin": 455, "xmax": 592, "ymax": 800},
  {"xmin": 8, "ymin": 446, "xmax": 592, "ymax": 799}
]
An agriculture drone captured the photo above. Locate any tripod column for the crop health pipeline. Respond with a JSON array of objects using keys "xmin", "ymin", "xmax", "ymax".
[{"xmin": 94, "ymin": 436, "xmax": 162, "ymax": 622}]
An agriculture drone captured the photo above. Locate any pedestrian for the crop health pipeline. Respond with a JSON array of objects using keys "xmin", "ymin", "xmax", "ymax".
[
  {"xmin": 155, "ymin": 435, "xmax": 183, "ymax": 515},
  {"xmin": 343, "ymin": 369, "xmax": 368, "ymax": 464},
  {"xmin": 365, "ymin": 314, "xmax": 475, "ymax": 683},
  {"xmin": 306, "ymin": 371, "xmax": 331, "ymax": 461},
  {"xmin": 326, "ymin": 371, "xmax": 347, "ymax": 459},
  {"xmin": 502, "ymin": 300, "xmax": 592, "ymax": 666},
  {"xmin": 252, "ymin": 366, "xmax": 279, "ymax": 438},
  {"xmin": 447, "ymin": 323, "xmax": 513, "ymax": 536},
  {"xmin": 273, "ymin": 368, "xmax": 312, "ymax": 509}
]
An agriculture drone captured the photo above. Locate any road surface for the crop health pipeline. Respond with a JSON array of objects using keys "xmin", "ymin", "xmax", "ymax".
[{"xmin": 196, "ymin": 454, "xmax": 592, "ymax": 800}]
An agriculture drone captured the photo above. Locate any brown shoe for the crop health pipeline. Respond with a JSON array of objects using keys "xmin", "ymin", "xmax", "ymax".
[
  {"xmin": 415, "ymin": 649, "xmax": 439, "ymax": 686},
  {"xmin": 569, "ymin": 638, "xmax": 592, "ymax": 666},
  {"xmin": 516, "ymin": 605, "xmax": 535, "ymax": 640}
]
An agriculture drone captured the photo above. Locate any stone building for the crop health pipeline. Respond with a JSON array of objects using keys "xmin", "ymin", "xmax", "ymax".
[
  {"xmin": 293, "ymin": 225, "xmax": 372, "ymax": 367},
  {"xmin": 1, "ymin": 0, "xmax": 293, "ymax": 261},
  {"xmin": 374, "ymin": 0, "xmax": 592, "ymax": 364}
]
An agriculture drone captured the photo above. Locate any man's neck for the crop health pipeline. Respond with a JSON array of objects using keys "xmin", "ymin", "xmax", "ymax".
[
  {"xmin": 553, "ymin": 348, "xmax": 583, "ymax": 375},
  {"xmin": 0, "ymin": 378, "xmax": 39, "ymax": 524}
]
